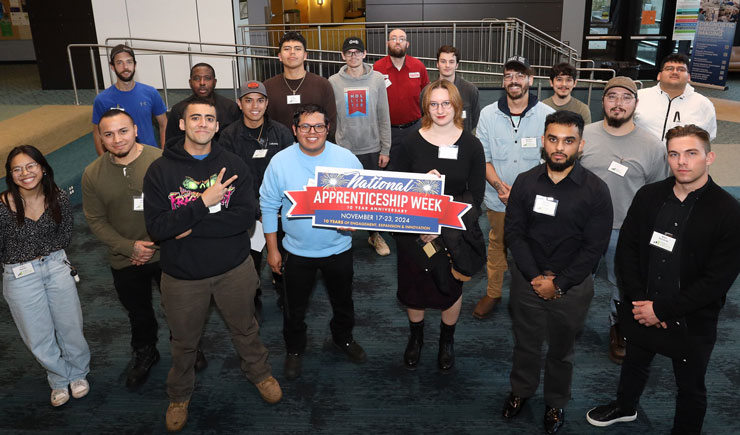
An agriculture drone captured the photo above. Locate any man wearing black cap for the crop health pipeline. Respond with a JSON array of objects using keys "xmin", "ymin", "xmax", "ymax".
[
  {"xmin": 165, "ymin": 62, "xmax": 242, "ymax": 144},
  {"xmin": 219, "ymin": 80, "xmax": 293, "ymax": 308},
  {"xmin": 580, "ymin": 76, "xmax": 669, "ymax": 364},
  {"xmin": 92, "ymin": 44, "xmax": 168, "ymax": 155},
  {"xmin": 329, "ymin": 36, "xmax": 392, "ymax": 257},
  {"xmin": 474, "ymin": 55, "xmax": 554, "ymax": 320}
]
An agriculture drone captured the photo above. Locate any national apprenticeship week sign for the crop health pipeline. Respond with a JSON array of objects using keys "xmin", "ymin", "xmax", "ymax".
[{"xmin": 285, "ymin": 167, "xmax": 472, "ymax": 234}]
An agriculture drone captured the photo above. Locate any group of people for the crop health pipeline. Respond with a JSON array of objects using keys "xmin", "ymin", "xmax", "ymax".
[{"xmin": 2, "ymin": 28, "xmax": 739, "ymax": 435}]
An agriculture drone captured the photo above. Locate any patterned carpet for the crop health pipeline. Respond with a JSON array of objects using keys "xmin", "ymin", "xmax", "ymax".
[{"xmin": 1, "ymin": 65, "xmax": 739, "ymax": 434}]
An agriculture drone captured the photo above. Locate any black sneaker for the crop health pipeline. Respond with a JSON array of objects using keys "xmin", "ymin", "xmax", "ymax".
[
  {"xmin": 333, "ymin": 340, "xmax": 367, "ymax": 363},
  {"xmin": 126, "ymin": 345, "xmax": 160, "ymax": 388},
  {"xmin": 285, "ymin": 353, "xmax": 302, "ymax": 380},
  {"xmin": 586, "ymin": 401, "xmax": 637, "ymax": 427}
]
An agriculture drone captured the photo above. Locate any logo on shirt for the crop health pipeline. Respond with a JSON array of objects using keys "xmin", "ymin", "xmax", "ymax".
[
  {"xmin": 168, "ymin": 174, "xmax": 235, "ymax": 210},
  {"xmin": 344, "ymin": 87, "xmax": 369, "ymax": 117}
]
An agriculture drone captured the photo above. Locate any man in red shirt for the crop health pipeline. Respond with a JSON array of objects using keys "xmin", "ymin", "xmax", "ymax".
[{"xmin": 373, "ymin": 28, "xmax": 430, "ymax": 162}]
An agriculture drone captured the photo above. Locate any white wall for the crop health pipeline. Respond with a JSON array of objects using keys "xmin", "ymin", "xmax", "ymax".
[
  {"xmin": 91, "ymin": 0, "xmax": 237, "ymax": 93},
  {"xmin": 561, "ymin": 0, "xmax": 586, "ymax": 57}
]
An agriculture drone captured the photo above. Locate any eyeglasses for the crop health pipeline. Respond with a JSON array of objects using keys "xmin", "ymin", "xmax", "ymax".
[
  {"xmin": 604, "ymin": 93, "xmax": 635, "ymax": 104},
  {"xmin": 389, "ymin": 37, "xmax": 407, "ymax": 42},
  {"xmin": 344, "ymin": 50, "xmax": 363, "ymax": 58},
  {"xmin": 663, "ymin": 66, "xmax": 688, "ymax": 73},
  {"xmin": 429, "ymin": 101, "xmax": 452, "ymax": 110},
  {"xmin": 503, "ymin": 73, "xmax": 527, "ymax": 82},
  {"xmin": 297, "ymin": 123, "xmax": 327, "ymax": 133},
  {"xmin": 11, "ymin": 162, "xmax": 40, "ymax": 175}
]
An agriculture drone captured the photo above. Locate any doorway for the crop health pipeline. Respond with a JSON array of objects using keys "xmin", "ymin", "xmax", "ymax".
[{"xmin": 582, "ymin": 0, "xmax": 677, "ymax": 79}]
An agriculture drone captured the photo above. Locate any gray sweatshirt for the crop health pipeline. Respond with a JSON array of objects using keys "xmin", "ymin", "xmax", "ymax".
[{"xmin": 329, "ymin": 63, "xmax": 391, "ymax": 156}]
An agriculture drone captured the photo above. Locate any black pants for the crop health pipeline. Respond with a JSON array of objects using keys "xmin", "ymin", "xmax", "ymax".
[
  {"xmin": 355, "ymin": 152, "xmax": 380, "ymax": 171},
  {"xmin": 617, "ymin": 338, "xmax": 715, "ymax": 435},
  {"xmin": 509, "ymin": 264, "xmax": 593, "ymax": 408},
  {"xmin": 282, "ymin": 249, "xmax": 355, "ymax": 354},
  {"xmin": 389, "ymin": 120, "xmax": 420, "ymax": 165},
  {"xmin": 111, "ymin": 262, "xmax": 161, "ymax": 350}
]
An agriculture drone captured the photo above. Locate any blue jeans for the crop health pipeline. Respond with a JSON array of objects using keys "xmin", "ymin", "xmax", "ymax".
[
  {"xmin": 3, "ymin": 249, "xmax": 90, "ymax": 389},
  {"xmin": 603, "ymin": 229, "xmax": 620, "ymax": 325}
]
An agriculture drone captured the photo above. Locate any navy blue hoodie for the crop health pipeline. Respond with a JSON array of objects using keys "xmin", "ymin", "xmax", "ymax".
[{"xmin": 143, "ymin": 136, "xmax": 255, "ymax": 280}]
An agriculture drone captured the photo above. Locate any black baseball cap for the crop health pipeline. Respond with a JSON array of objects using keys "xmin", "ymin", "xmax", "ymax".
[
  {"xmin": 110, "ymin": 44, "xmax": 136, "ymax": 64},
  {"xmin": 342, "ymin": 37, "xmax": 365, "ymax": 53}
]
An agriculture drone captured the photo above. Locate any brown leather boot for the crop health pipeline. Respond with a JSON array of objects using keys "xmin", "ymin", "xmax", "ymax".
[
  {"xmin": 473, "ymin": 295, "xmax": 501, "ymax": 319},
  {"xmin": 609, "ymin": 324, "xmax": 626, "ymax": 364}
]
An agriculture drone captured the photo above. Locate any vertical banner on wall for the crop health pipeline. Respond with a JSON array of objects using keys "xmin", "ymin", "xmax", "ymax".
[
  {"xmin": 672, "ymin": 0, "xmax": 700, "ymax": 41},
  {"xmin": 688, "ymin": 1, "xmax": 739, "ymax": 89}
]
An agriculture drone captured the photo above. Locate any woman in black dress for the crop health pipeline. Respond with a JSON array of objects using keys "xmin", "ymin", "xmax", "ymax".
[{"xmin": 392, "ymin": 79, "xmax": 485, "ymax": 370}]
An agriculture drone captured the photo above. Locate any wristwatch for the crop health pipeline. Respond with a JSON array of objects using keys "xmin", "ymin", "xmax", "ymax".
[{"xmin": 553, "ymin": 282, "xmax": 564, "ymax": 297}]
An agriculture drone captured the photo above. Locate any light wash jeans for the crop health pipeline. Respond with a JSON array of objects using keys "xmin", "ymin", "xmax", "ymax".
[{"xmin": 3, "ymin": 249, "xmax": 90, "ymax": 389}]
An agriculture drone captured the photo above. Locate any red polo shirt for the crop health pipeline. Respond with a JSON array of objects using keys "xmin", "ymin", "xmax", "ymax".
[{"xmin": 373, "ymin": 55, "xmax": 429, "ymax": 125}]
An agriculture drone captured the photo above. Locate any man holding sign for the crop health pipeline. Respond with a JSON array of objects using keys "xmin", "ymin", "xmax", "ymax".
[{"xmin": 260, "ymin": 104, "xmax": 366, "ymax": 381}]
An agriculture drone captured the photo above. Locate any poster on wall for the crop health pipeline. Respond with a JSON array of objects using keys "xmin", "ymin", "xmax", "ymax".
[
  {"xmin": 689, "ymin": 0, "xmax": 739, "ymax": 88},
  {"xmin": 673, "ymin": 0, "xmax": 701, "ymax": 40}
]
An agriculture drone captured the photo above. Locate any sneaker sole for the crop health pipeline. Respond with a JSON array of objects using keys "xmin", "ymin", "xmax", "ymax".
[{"xmin": 586, "ymin": 409, "xmax": 637, "ymax": 427}]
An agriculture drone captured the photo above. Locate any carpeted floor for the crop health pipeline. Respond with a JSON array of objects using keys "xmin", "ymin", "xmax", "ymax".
[{"xmin": 1, "ymin": 64, "xmax": 740, "ymax": 435}]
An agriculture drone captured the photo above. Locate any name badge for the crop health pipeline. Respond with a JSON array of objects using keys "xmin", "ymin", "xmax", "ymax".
[
  {"xmin": 521, "ymin": 137, "xmax": 538, "ymax": 148},
  {"xmin": 12, "ymin": 262, "xmax": 35, "ymax": 278},
  {"xmin": 438, "ymin": 145, "xmax": 459, "ymax": 160},
  {"xmin": 649, "ymin": 231, "xmax": 676, "ymax": 252},
  {"xmin": 384, "ymin": 77, "xmax": 392, "ymax": 88},
  {"xmin": 533, "ymin": 194, "xmax": 558, "ymax": 216},
  {"xmin": 133, "ymin": 194, "xmax": 144, "ymax": 211},
  {"xmin": 209, "ymin": 203, "xmax": 222, "ymax": 214},
  {"xmin": 252, "ymin": 149, "xmax": 268, "ymax": 159},
  {"xmin": 409, "ymin": 72, "xmax": 420, "ymax": 78},
  {"xmin": 462, "ymin": 110, "xmax": 467, "ymax": 119},
  {"xmin": 608, "ymin": 161, "xmax": 629, "ymax": 177},
  {"xmin": 287, "ymin": 95, "xmax": 301, "ymax": 105}
]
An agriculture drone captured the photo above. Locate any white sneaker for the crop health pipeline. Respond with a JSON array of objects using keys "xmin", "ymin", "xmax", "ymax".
[
  {"xmin": 368, "ymin": 233, "xmax": 390, "ymax": 256},
  {"xmin": 70, "ymin": 379, "xmax": 89, "ymax": 399},
  {"xmin": 51, "ymin": 388, "xmax": 69, "ymax": 407}
]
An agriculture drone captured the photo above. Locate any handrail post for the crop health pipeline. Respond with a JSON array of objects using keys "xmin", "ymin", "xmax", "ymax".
[
  {"xmin": 68, "ymin": 46, "xmax": 80, "ymax": 105},
  {"xmin": 89, "ymin": 47, "xmax": 99, "ymax": 96},
  {"xmin": 384, "ymin": 24, "xmax": 388, "ymax": 55},
  {"xmin": 452, "ymin": 23, "xmax": 456, "ymax": 47},
  {"xmin": 317, "ymin": 25, "xmax": 323, "ymax": 76},
  {"xmin": 232, "ymin": 58, "xmax": 239, "ymax": 101},
  {"xmin": 160, "ymin": 55, "xmax": 169, "ymax": 109},
  {"xmin": 521, "ymin": 22, "xmax": 526, "ymax": 57},
  {"xmin": 188, "ymin": 44, "xmax": 192, "ymax": 70}
]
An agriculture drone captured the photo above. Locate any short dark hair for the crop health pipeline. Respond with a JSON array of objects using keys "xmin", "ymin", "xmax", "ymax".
[
  {"xmin": 99, "ymin": 108, "xmax": 135, "ymax": 126},
  {"xmin": 190, "ymin": 62, "xmax": 215, "ymax": 78},
  {"xmin": 544, "ymin": 110, "xmax": 585, "ymax": 137},
  {"xmin": 292, "ymin": 103, "xmax": 328, "ymax": 128},
  {"xmin": 182, "ymin": 96, "xmax": 218, "ymax": 119},
  {"xmin": 660, "ymin": 53, "xmax": 690, "ymax": 70},
  {"xmin": 3, "ymin": 145, "xmax": 62, "ymax": 226},
  {"xmin": 665, "ymin": 124, "xmax": 711, "ymax": 153},
  {"xmin": 549, "ymin": 62, "xmax": 578, "ymax": 81},
  {"xmin": 436, "ymin": 45, "xmax": 459, "ymax": 62},
  {"xmin": 279, "ymin": 31, "xmax": 307, "ymax": 51}
]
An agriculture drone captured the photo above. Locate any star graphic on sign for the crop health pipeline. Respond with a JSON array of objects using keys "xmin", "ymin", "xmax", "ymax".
[
  {"xmin": 411, "ymin": 179, "xmax": 442, "ymax": 195},
  {"xmin": 319, "ymin": 172, "xmax": 348, "ymax": 189}
]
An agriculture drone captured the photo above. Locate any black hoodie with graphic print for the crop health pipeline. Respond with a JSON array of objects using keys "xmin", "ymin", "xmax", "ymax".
[{"xmin": 143, "ymin": 136, "xmax": 255, "ymax": 280}]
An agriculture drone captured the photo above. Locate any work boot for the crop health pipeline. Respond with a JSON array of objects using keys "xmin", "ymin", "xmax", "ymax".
[
  {"xmin": 609, "ymin": 324, "xmax": 626, "ymax": 364},
  {"xmin": 166, "ymin": 400, "xmax": 189, "ymax": 432},
  {"xmin": 126, "ymin": 345, "xmax": 160, "ymax": 388},
  {"xmin": 194, "ymin": 348, "xmax": 208, "ymax": 372},
  {"xmin": 403, "ymin": 319, "xmax": 424, "ymax": 370},
  {"xmin": 438, "ymin": 321, "xmax": 456, "ymax": 371},
  {"xmin": 473, "ymin": 295, "xmax": 501, "ymax": 319}
]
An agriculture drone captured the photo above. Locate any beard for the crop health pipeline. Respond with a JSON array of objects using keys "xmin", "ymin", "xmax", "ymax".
[
  {"xmin": 541, "ymin": 147, "xmax": 579, "ymax": 172},
  {"xmin": 603, "ymin": 107, "xmax": 635, "ymax": 128},
  {"xmin": 506, "ymin": 82, "xmax": 529, "ymax": 100},
  {"xmin": 389, "ymin": 45, "xmax": 406, "ymax": 58},
  {"xmin": 115, "ymin": 69, "xmax": 135, "ymax": 82}
]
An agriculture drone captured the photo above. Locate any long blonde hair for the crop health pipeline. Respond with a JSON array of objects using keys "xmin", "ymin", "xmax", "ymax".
[{"xmin": 421, "ymin": 79, "xmax": 464, "ymax": 130}]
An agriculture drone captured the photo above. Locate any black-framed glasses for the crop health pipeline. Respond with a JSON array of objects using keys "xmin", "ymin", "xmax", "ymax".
[{"xmin": 297, "ymin": 123, "xmax": 327, "ymax": 133}]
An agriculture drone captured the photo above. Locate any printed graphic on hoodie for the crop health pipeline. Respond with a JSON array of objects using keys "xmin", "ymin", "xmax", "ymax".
[
  {"xmin": 344, "ymin": 87, "xmax": 369, "ymax": 118},
  {"xmin": 168, "ymin": 173, "xmax": 235, "ymax": 210}
]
